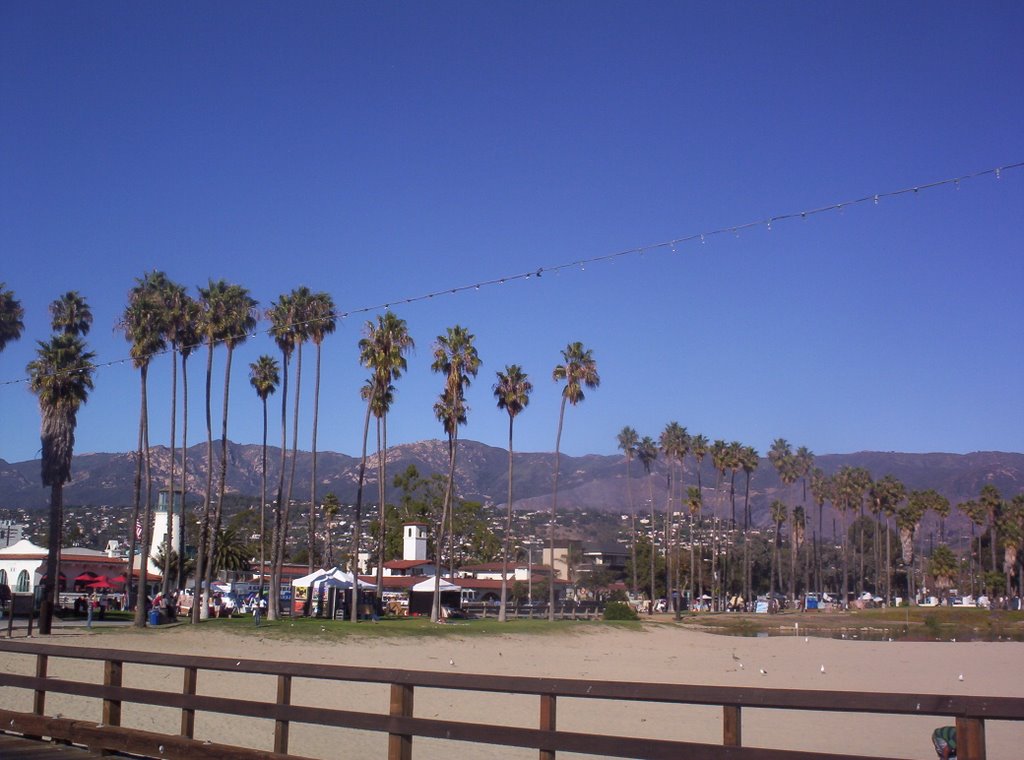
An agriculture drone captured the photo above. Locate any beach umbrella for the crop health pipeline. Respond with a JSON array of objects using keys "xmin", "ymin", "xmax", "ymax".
[
  {"xmin": 74, "ymin": 572, "xmax": 97, "ymax": 582},
  {"xmin": 110, "ymin": 575, "xmax": 128, "ymax": 584}
]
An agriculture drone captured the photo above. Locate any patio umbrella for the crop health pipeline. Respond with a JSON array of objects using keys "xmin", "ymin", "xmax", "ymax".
[
  {"xmin": 110, "ymin": 575, "xmax": 128, "ymax": 584},
  {"xmin": 86, "ymin": 580, "xmax": 112, "ymax": 590},
  {"xmin": 74, "ymin": 572, "xmax": 97, "ymax": 582}
]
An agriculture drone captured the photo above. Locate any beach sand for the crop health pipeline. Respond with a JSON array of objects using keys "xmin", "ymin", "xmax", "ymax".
[{"xmin": 1, "ymin": 623, "xmax": 1021, "ymax": 759}]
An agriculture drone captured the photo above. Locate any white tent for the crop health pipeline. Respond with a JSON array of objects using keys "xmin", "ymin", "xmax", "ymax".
[
  {"xmin": 291, "ymin": 569, "xmax": 329, "ymax": 587},
  {"xmin": 411, "ymin": 576, "xmax": 459, "ymax": 592},
  {"xmin": 327, "ymin": 568, "xmax": 375, "ymax": 589}
]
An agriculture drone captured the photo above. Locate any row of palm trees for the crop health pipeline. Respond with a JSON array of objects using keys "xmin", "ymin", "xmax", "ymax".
[
  {"xmin": 609, "ymin": 419, "xmax": 1023, "ymax": 605},
  {"xmin": 1, "ymin": 280, "xmax": 606, "ymax": 627}
]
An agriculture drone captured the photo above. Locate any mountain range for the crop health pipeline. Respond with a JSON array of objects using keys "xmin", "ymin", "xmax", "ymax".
[{"xmin": 1, "ymin": 441, "xmax": 1021, "ymax": 538}]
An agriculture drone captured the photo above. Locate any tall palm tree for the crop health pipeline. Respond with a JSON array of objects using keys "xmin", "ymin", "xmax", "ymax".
[
  {"xmin": 999, "ymin": 495, "xmax": 1024, "ymax": 596},
  {"xmin": 616, "ymin": 426, "xmax": 640, "ymax": 596},
  {"xmin": 250, "ymin": 355, "xmax": 280, "ymax": 602},
  {"xmin": 740, "ymin": 445, "xmax": 759, "ymax": 605},
  {"xmin": 27, "ymin": 295, "xmax": 95, "ymax": 634},
  {"xmin": 199, "ymin": 281, "xmax": 257, "ymax": 619},
  {"xmin": 689, "ymin": 434, "xmax": 709, "ymax": 598},
  {"xmin": 769, "ymin": 499, "xmax": 787, "ymax": 599},
  {"xmin": 898, "ymin": 492, "xmax": 929, "ymax": 603},
  {"xmin": 549, "ymin": 342, "xmax": 599, "ymax": 620},
  {"xmin": 322, "ymin": 492, "xmax": 341, "ymax": 568},
  {"xmin": 708, "ymin": 440, "xmax": 729, "ymax": 608},
  {"xmin": 266, "ymin": 290, "xmax": 300, "ymax": 620},
  {"xmin": 959, "ymin": 499, "xmax": 985, "ymax": 596},
  {"xmin": 494, "ymin": 364, "xmax": 532, "ymax": 623},
  {"xmin": 686, "ymin": 485, "xmax": 701, "ymax": 607},
  {"xmin": 0, "ymin": 283, "xmax": 24, "ymax": 355},
  {"xmin": 361, "ymin": 311, "xmax": 414, "ymax": 596},
  {"xmin": 659, "ymin": 422, "xmax": 687, "ymax": 615},
  {"xmin": 636, "ymin": 435, "xmax": 658, "ymax": 608},
  {"xmin": 768, "ymin": 439, "xmax": 799, "ymax": 601},
  {"xmin": 121, "ymin": 276, "xmax": 167, "ymax": 627},
  {"xmin": 172, "ymin": 295, "xmax": 200, "ymax": 591},
  {"xmin": 809, "ymin": 467, "xmax": 831, "ymax": 590},
  {"xmin": 431, "ymin": 325, "xmax": 480, "ymax": 621},
  {"xmin": 153, "ymin": 278, "xmax": 189, "ymax": 597},
  {"xmin": 979, "ymin": 485, "xmax": 1003, "ymax": 576},
  {"xmin": 305, "ymin": 292, "xmax": 337, "ymax": 574},
  {"xmin": 791, "ymin": 505, "xmax": 805, "ymax": 599}
]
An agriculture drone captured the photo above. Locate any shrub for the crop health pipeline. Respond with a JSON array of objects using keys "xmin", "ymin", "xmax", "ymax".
[{"xmin": 603, "ymin": 601, "xmax": 639, "ymax": 621}]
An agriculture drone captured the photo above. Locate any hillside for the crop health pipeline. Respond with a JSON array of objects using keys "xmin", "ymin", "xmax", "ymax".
[{"xmin": 1, "ymin": 442, "xmax": 1021, "ymax": 538}]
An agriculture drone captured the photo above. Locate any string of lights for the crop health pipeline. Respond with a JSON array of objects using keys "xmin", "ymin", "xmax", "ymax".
[{"xmin": 3, "ymin": 161, "xmax": 1020, "ymax": 389}]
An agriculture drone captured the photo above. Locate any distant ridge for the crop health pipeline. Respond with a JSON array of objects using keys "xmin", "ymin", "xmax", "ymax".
[{"xmin": 1, "ymin": 442, "xmax": 1020, "ymax": 535}]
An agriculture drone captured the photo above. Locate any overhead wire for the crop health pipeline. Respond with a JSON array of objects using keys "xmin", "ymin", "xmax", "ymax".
[{"xmin": 2, "ymin": 161, "xmax": 1020, "ymax": 389}]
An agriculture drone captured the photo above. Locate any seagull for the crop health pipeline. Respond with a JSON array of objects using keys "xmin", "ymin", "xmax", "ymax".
[
  {"xmin": 449, "ymin": 658, "xmax": 456, "ymax": 667},
  {"xmin": 820, "ymin": 664, "xmax": 826, "ymax": 674},
  {"xmin": 738, "ymin": 663, "xmax": 744, "ymax": 669},
  {"xmin": 759, "ymin": 668, "xmax": 767, "ymax": 676},
  {"xmin": 958, "ymin": 673, "xmax": 964, "ymax": 681},
  {"xmin": 804, "ymin": 637, "xmax": 809, "ymax": 643},
  {"xmin": 731, "ymin": 650, "xmax": 741, "ymax": 662}
]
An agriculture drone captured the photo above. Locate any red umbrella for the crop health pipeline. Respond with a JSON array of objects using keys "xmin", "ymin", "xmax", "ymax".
[
  {"xmin": 110, "ymin": 575, "xmax": 128, "ymax": 584},
  {"xmin": 74, "ymin": 572, "xmax": 98, "ymax": 582},
  {"xmin": 87, "ymin": 575, "xmax": 112, "ymax": 589}
]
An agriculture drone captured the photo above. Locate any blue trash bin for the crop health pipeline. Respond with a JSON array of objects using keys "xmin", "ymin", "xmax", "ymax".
[{"xmin": 148, "ymin": 608, "xmax": 160, "ymax": 626}]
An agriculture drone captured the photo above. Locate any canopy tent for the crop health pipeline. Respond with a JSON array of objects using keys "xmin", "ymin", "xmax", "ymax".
[
  {"xmin": 291, "ymin": 569, "xmax": 329, "ymax": 588},
  {"xmin": 411, "ymin": 577, "xmax": 459, "ymax": 592},
  {"xmin": 327, "ymin": 569, "xmax": 375, "ymax": 590}
]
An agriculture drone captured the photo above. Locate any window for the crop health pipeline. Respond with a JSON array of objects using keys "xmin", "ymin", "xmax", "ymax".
[{"xmin": 15, "ymin": 570, "xmax": 30, "ymax": 593}]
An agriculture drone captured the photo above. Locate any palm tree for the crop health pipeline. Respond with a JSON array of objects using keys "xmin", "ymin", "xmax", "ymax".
[
  {"xmin": 689, "ymin": 434, "xmax": 709, "ymax": 598},
  {"xmin": 549, "ymin": 342, "xmax": 599, "ymax": 620},
  {"xmin": 740, "ymin": 446, "xmax": 759, "ymax": 604},
  {"xmin": 979, "ymin": 485, "xmax": 1003, "ymax": 576},
  {"xmin": 430, "ymin": 325, "xmax": 481, "ymax": 621},
  {"xmin": 659, "ymin": 422, "xmax": 687, "ymax": 615},
  {"xmin": 898, "ymin": 493, "xmax": 928, "ymax": 603},
  {"xmin": 322, "ymin": 492, "xmax": 341, "ymax": 568},
  {"xmin": 0, "ymin": 283, "xmax": 24, "ymax": 355},
  {"xmin": 959, "ymin": 499, "xmax": 986, "ymax": 595},
  {"xmin": 305, "ymin": 292, "xmax": 337, "ymax": 574},
  {"xmin": 870, "ymin": 474, "xmax": 906, "ymax": 603},
  {"xmin": 928, "ymin": 544, "xmax": 959, "ymax": 599},
  {"xmin": 999, "ymin": 495, "xmax": 1024, "ymax": 596},
  {"xmin": 833, "ymin": 466, "xmax": 871, "ymax": 606},
  {"xmin": 361, "ymin": 312, "xmax": 414, "ymax": 596},
  {"xmin": 791, "ymin": 505, "xmax": 805, "ymax": 599},
  {"xmin": 725, "ymin": 441, "xmax": 742, "ymax": 600},
  {"xmin": 636, "ymin": 436, "xmax": 658, "ymax": 608},
  {"xmin": 173, "ymin": 295, "xmax": 201, "ymax": 591},
  {"xmin": 616, "ymin": 426, "xmax": 640, "ymax": 596},
  {"xmin": 768, "ymin": 440, "xmax": 799, "ymax": 601},
  {"xmin": 686, "ymin": 485, "xmax": 701, "ymax": 607},
  {"xmin": 121, "ymin": 276, "xmax": 167, "ymax": 627},
  {"xmin": 769, "ymin": 499, "xmax": 787, "ymax": 599},
  {"xmin": 809, "ymin": 467, "xmax": 831, "ymax": 591},
  {"xmin": 27, "ymin": 295, "xmax": 95, "ymax": 634},
  {"xmin": 198, "ymin": 281, "xmax": 257, "ymax": 620},
  {"xmin": 153, "ymin": 277, "xmax": 189, "ymax": 597},
  {"xmin": 265, "ymin": 289, "xmax": 302, "ymax": 620},
  {"xmin": 709, "ymin": 440, "xmax": 729, "ymax": 608},
  {"xmin": 250, "ymin": 355, "xmax": 280, "ymax": 602},
  {"xmin": 494, "ymin": 365, "xmax": 532, "ymax": 623}
]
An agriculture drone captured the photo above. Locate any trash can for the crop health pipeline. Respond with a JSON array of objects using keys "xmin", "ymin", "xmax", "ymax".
[{"xmin": 148, "ymin": 608, "xmax": 160, "ymax": 626}]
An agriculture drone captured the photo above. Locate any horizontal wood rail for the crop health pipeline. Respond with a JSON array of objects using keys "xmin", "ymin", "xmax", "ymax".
[{"xmin": 0, "ymin": 639, "xmax": 1020, "ymax": 759}]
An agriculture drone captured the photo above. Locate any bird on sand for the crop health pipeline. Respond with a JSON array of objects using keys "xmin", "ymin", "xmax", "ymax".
[{"xmin": 820, "ymin": 664, "xmax": 826, "ymax": 674}]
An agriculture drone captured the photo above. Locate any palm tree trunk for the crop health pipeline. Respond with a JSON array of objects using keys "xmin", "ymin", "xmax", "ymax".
[
  {"xmin": 664, "ymin": 466, "xmax": 673, "ymax": 614},
  {"xmin": 648, "ymin": 470, "xmax": 656, "ymax": 610},
  {"xmin": 374, "ymin": 416, "xmax": 384, "ymax": 595},
  {"xmin": 205, "ymin": 345, "xmax": 235, "ymax": 601},
  {"xmin": 162, "ymin": 347, "xmax": 178, "ymax": 596},
  {"xmin": 626, "ymin": 456, "xmax": 637, "ymax": 596},
  {"xmin": 127, "ymin": 380, "xmax": 144, "ymax": 614},
  {"xmin": 269, "ymin": 352, "xmax": 290, "ymax": 621},
  {"xmin": 134, "ymin": 364, "xmax": 153, "ymax": 628},
  {"xmin": 743, "ymin": 473, "xmax": 751, "ymax": 608},
  {"xmin": 308, "ymin": 342, "xmax": 323, "ymax": 573},
  {"xmin": 194, "ymin": 341, "xmax": 214, "ymax": 623},
  {"xmin": 39, "ymin": 480, "xmax": 63, "ymax": 635},
  {"xmin": 499, "ymin": 416, "xmax": 514, "ymax": 623},
  {"xmin": 548, "ymin": 396, "xmax": 567, "ymax": 622},
  {"xmin": 432, "ymin": 429, "xmax": 458, "ymax": 622},
  {"xmin": 350, "ymin": 400, "xmax": 372, "ymax": 623},
  {"xmin": 259, "ymin": 397, "xmax": 268, "ymax": 607},
  {"xmin": 177, "ymin": 354, "xmax": 189, "ymax": 599}
]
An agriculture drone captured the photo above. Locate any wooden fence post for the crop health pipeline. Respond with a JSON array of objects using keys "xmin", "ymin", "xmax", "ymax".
[
  {"xmin": 180, "ymin": 666, "xmax": 197, "ymax": 738},
  {"xmin": 723, "ymin": 705, "xmax": 741, "ymax": 746},
  {"xmin": 540, "ymin": 693, "xmax": 556, "ymax": 760},
  {"xmin": 956, "ymin": 716, "xmax": 985, "ymax": 760},
  {"xmin": 99, "ymin": 659, "xmax": 122, "ymax": 756},
  {"xmin": 387, "ymin": 683, "xmax": 414, "ymax": 760},
  {"xmin": 274, "ymin": 674, "xmax": 291, "ymax": 754}
]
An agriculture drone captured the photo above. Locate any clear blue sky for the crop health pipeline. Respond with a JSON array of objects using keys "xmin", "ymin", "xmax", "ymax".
[{"xmin": 2, "ymin": 3, "xmax": 1022, "ymax": 466}]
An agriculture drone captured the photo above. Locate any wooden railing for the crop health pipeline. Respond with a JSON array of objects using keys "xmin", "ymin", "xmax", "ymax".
[{"xmin": 0, "ymin": 639, "xmax": 1020, "ymax": 759}]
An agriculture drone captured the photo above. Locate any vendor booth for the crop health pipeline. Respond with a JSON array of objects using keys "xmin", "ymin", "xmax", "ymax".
[{"xmin": 408, "ymin": 577, "xmax": 461, "ymax": 617}]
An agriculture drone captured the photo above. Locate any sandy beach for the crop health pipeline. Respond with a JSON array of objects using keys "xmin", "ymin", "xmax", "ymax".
[{"xmin": 1, "ymin": 622, "xmax": 1021, "ymax": 759}]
